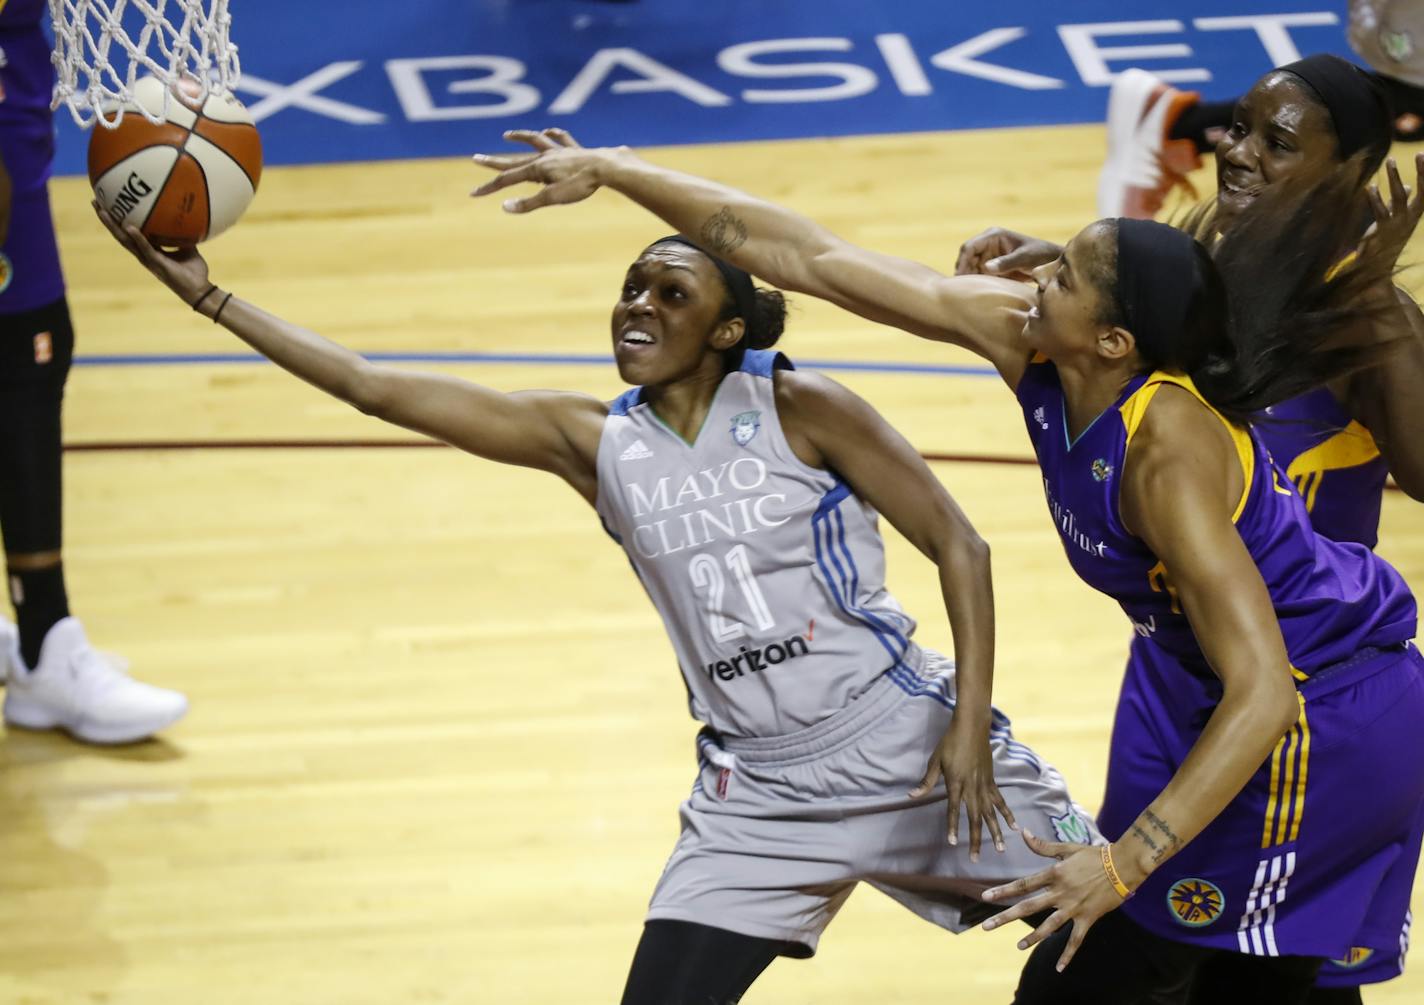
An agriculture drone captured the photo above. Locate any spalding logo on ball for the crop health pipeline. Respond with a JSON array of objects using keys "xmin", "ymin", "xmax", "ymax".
[{"xmin": 89, "ymin": 76, "xmax": 262, "ymax": 247}]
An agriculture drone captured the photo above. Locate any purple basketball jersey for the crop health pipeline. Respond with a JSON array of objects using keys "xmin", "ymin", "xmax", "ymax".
[
  {"xmin": 1257, "ymin": 388, "xmax": 1388, "ymax": 549},
  {"xmin": 1015, "ymin": 360, "xmax": 1416, "ymax": 676},
  {"xmin": 1, "ymin": 2, "xmax": 66, "ymax": 313}
]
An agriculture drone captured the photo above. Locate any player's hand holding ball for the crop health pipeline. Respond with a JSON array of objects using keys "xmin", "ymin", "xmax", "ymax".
[{"xmin": 94, "ymin": 198, "xmax": 211, "ymax": 310}]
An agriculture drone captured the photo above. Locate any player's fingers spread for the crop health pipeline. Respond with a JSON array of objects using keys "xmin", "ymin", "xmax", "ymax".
[
  {"xmin": 945, "ymin": 779, "xmax": 963, "ymax": 846},
  {"xmin": 908, "ymin": 757, "xmax": 940, "ymax": 799},
  {"xmin": 504, "ymin": 182, "xmax": 578, "ymax": 213},
  {"xmin": 982, "ymin": 798, "xmax": 1006, "ymax": 853},
  {"xmin": 982, "ymin": 867, "xmax": 1049, "ymax": 903},
  {"xmin": 961, "ymin": 791, "xmax": 981, "ymax": 858},
  {"xmin": 992, "ymin": 788, "xmax": 1018, "ymax": 832},
  {"xmin": 471, "ymin": 153, "xmax": 536, "ymax": 174},
  {"xmin": 474, "ymin": 164, "xmax": 542, "ymax": 197},
  {"xmin": 1368, "ymin": 184, "xmax": 1387, "ymax": 221},
  {"xmin": 1055, "ymin": 919, "xmax": 1093, "ymax": 973},
  {"xmin": 503, "ymin": 129, "xmax": 557, "ymax": 151},
  {"xmin": 1387, "ymin": 158, "xmax": 1406, "ymax": 202},
  {"xmin": 1022, "ymin": 828, "xmax": 1070, "ymax": 860},
  {"xmin": 1016, "ymin": 908, "xmax": 1068, "ymax": 951},
  {"xmin": 981, "ymin": 891, "xmax": 1050, "ymax": 931},
  {"xmin": 543, "ymin": 127, "xmax": 579, "ymax": 147}
]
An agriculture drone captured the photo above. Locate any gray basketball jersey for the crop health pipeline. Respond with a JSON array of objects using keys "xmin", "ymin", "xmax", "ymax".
[{"xmin": 594, "ymin": 350, "xmax": 923, "ymax": 738}]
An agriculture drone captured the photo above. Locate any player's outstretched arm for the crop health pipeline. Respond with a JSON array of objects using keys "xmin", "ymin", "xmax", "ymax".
[
  {"xmin": 774, "ymin": 367, "xmax": 1013, "ymax": 857},
  {"xmin": 473, "ymin": 129, "xmax": 1036, "ymax": 389},
  {"xmin": 94, "ymin": 203, "xmax": 604, "ymax": 500}
]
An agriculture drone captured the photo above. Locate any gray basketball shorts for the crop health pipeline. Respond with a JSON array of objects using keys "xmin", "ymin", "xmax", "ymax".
[{"xmin": 645, "ymin": 650, "xmax": 1101, "ymax": 955}]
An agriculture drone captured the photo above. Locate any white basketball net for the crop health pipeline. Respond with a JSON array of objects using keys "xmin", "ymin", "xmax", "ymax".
[{"xmin": 48, "ymin": 0, "xmax": 240, "ymax": 128}]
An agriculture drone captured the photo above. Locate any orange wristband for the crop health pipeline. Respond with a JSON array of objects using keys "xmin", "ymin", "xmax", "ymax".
[{"xmin": 1101, "ymin": 844, "xmax": 1132, "ymax": 899}]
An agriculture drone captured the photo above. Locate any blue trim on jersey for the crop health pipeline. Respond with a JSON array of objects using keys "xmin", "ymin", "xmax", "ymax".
[
  {"xmin": 813, "ymin": 479, "xmax": 853, "ymax": 520},
  {"xmin": 811, "ymin": 480, "xmax": 915, "ymax": 674},
  {"xmin": 832, "ymin": 508, "xmax": 863, "ymax": 611},
  {"xmin": 738, "ymin": 349, "xmax": 793, "ymax": 378},
  {"xmin": 883, "ymin": 667, "xmax": 1044, "ymax": 770},
  {"xmin": 608, "ymin": 387, "xmax": 643, "ymax": 417},
  {"xmin": 828, "ymin": 507, "xmax": 911, "ymax": 653}
]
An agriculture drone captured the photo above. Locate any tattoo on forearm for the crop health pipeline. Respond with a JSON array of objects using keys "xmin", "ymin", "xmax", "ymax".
[
  {"xmin": 1142, "ymin": 809, "xmax": 1182, "ymax": 862},
  {"xmin": 1129, "ymin": 824, "xmax": 1161, "ymax": 859},
  {"xmin": 700, "ymin": 206, "xmax": 749, "ymax": 256}
]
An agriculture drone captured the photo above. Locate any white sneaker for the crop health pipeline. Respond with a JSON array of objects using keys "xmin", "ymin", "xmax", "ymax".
[
  {"xmin": 3, "ymin": 617, "xmax": 188, "ymax": 744},
  {"xmin": 1097, "ymin": 68, "xmax": 1203, "ymax": 219}
]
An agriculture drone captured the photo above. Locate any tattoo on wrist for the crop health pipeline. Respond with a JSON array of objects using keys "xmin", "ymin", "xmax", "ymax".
[{"xmin": 700, "ymin": 206, "xmax": 748, "ymax": 256}]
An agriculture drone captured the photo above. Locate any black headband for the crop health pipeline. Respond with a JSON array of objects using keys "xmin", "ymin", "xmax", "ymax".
[
  {"xmin": 1278, "ymin": 54, "xmax": 1392, "ymax": 159},
  {"xmin": 1114, "ymin": 219, "xmax": 1201, "ymax": 368},
  {"xmin": 649, "ymin": 235, "xmax": 765, "ymax": 347}
]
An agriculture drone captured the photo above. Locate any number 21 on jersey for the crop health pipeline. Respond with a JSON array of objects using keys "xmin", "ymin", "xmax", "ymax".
[{"xmin": 689, "ymin": 544, "xmax": 776, "ymax": 639}]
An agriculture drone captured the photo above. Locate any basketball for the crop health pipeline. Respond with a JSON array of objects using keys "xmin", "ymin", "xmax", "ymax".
[{"xmin": 88, "ymin": 76, "xmax": 262, "ymax": 247}]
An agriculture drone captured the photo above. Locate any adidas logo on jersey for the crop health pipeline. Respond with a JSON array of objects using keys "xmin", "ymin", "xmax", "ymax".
[
  {"xmin": 1033, "ymin": 406, "xmax": 1049, "ymax": 430},
  {"xmin": 620, "ymin": 439, "xmax": 654, "ymax": 461}
]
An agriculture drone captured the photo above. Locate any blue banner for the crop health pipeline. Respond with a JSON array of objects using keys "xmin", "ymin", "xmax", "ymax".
[{"xmin": 51, "ymin": 1, "xmax": 1356, "ymax": 175}]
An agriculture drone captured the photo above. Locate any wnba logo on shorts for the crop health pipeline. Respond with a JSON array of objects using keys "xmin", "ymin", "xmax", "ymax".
[{"xmin": 1166, "ymin": 878, "xmax": 1224, "ymax": 928}]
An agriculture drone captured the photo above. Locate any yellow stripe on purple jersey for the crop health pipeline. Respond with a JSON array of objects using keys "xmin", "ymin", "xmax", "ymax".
[
  {"xmin": 1258, "ymin": 387, "xmax": 1388, "ymax": 549},
  {"xmin": 1015, "ymin": 359, "xmax": 1415, "ymax": 678}
]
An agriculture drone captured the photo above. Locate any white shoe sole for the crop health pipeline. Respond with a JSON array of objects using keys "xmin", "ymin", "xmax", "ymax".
[{"xmin": 4, "ymin": 693, "xmax": 189, "ymax": 745}]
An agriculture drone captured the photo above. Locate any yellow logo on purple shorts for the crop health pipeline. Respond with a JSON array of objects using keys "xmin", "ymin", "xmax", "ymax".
[
  {"xmin": 1167, "ymin": 878, "xmax": 1224, "ymax": 927},
  {"xmin": 1330, "ymin": 947, "xmax": 1375, "ymax": 969}
]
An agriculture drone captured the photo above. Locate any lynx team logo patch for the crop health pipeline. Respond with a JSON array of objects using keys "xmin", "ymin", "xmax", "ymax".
[
  {"xmin": 1050, "ymin": 809, "xmax": 1092, "ymax": 844},
  {"xmin": 730, "ymin": 410, "xmax": 761, "ymax": 447},
  {"xmin": 1091, "ymin": 458, "xmax": 1114, "ymax": 482},
  {"xmin": 1382, "ymin": 29, "xmax": 1416, "ymax": 64},
  {"xmin": 1167, "ymin": 878, "xmax": 1224, "ymax": 928}
]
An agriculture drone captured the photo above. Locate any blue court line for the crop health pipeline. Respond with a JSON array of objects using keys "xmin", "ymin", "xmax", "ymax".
[{"xmin": 71, "ymin": 350, "xmax": 999, "ymax": 377}]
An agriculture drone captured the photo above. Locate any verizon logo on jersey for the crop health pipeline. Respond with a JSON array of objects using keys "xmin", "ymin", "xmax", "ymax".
[{"xmin": 705, "ymin": 634, "xmax": 811, "ymax": 684}]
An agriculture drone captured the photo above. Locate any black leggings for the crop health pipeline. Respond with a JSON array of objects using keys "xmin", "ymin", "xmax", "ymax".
[
  {"xmin": 1012, "ymin": 907, "xmax": 1323, "ymax": 1005},
  {"xmin": 0, "ymin": 297, "xmax": 74, "ymax": 555},
  {"xmin": 619, "ymin": 909, "xmax": 1058, "ymax": 1004},
  {"xmin": 619, "ymin": 920, "xmax": 793, "ymax": 1005}
]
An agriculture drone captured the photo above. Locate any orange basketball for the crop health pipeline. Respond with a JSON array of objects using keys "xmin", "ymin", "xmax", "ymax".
[{"xmin": 89, "ymin": 76, "xmax": 263, "ymax": 247}]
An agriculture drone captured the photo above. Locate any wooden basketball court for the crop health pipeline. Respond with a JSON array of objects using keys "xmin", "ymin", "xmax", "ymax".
[{"xmin": 1, "ymin": 123, "xmax": 1420, "ymax": 1003}]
